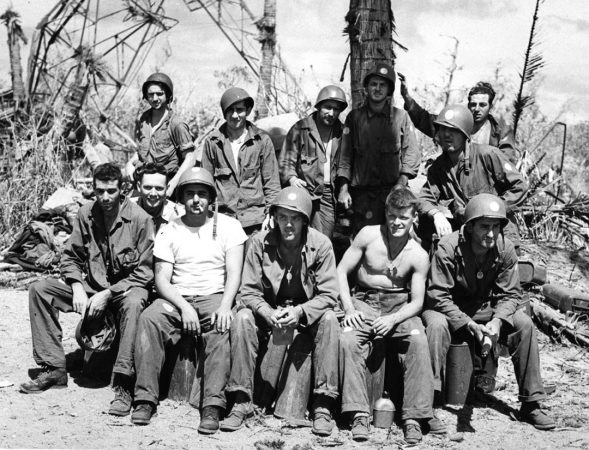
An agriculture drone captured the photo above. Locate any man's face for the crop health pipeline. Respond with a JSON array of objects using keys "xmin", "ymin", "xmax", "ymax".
[
  {"xmin": 438, "ymin": 125, "xmax": 466, "ymax": 154},
  {"xmin": 468, "ymin": 217, "xmax": 502, "ymax": 253},
  {"xmin": 385, "ymin": 205, "xmax": 417, "ymax": 238},
  {"xmin": 468, "ymin": 93, "xmax": 491, "ymax": 124},
  {"xmin": 365, "ymin": 77, "xmax": 389, "ymax": 103},
  {"xmin": 224, "ymin": 100, "xmax": 249, "ymax": 133},
  {"xmin": 275, "ymin": 207, "xmax": 305, "ymax": 244},
  {"xmin": 139, "ymin": 173, "xmax": 167, "ymax": 212},
  {"xmin": 94, "ymin": 179, "xmax": 121, "ymax": 214},
  {"xmin": 182, "ymin": 183, "xmax": 211, "ymax": 216},
  {"xmin": 146, "ymin": 84, "xmax": 168, "ymax": 110},
  {"xmin": 317, "ymin": 100, "xmax": 342, "ymax": 127}
]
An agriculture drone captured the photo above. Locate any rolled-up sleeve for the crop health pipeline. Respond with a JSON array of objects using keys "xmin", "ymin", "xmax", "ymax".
[{"xmin": 404, "ymin": 97, "xmax": 437, "ymax": 138}]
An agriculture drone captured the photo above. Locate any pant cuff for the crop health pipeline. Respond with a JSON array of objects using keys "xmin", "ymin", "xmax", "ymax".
[
  {"xmin": 134, "ymin": 393, "xmax": 159, "ymax": 406},
  {"xmin": 112, "ymin": 366, "xmax": 135, "ymax": 377},
  {"xmin": 313, "ymin": 388, "xmax": 338, "ymax": 399},
  {"xmin": 226, "ymin": 385, "xmax": 252, "ymax": 399},
  {"xmin": 202, "ymin": 398, "xmax": 226, "ymax": 410},
  {"xmin": 341, "ymin": 402, "xmax": 369, "ymax": 414},
  {"xmin": 519, "ymin": 393, "xmax": 546, "ymax": 403},
  {"xmin": 401, "ymin": 407, "xmax": 433, "ymax": 420}
]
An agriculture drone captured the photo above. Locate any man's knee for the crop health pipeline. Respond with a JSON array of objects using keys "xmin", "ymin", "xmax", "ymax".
[
  {"xmin": 422, "ymin": 310, "xmax": 450, "ymax": 336},
  {"xmin": 339, "ymin": 328, "xmax": 361, "ymax": 353},
  {"xmin": 232, "ymin": 308, "xmax": 256, "ymax": 334},
  {"xmin": 29, "ymin": 279, "xmax": 53, "ymax": 305},
  {"xmin": 318, "ymin": 310, "xmax": 338, "ymax": 329},
  {"xmin": 118, "ymin": 289, "xmax": 148, "ymax": 315},
  {"xmin": 511, "ymin": 309, "xmax": 535, "ymax": 338}
]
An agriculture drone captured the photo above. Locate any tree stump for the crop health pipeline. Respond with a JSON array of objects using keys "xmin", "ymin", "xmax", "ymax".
[
  {"xmin": 160, "ymin": 335, "xmax": 201, "ymax": 403},
  {"xmin": 253, "ymin": 335, "xmax": 288, "ymax": 410}
]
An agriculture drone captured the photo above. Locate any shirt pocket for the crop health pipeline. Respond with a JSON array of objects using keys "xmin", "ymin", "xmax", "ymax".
[
  {"xmin": 214, "ymin": 167, "xmax": 233, "ymax": 178},
  {"xmin": 114, "ymin": 247, "xmax": 139, "ymax": 274}
]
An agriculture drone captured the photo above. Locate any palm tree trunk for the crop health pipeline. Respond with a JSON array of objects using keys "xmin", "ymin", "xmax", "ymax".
[
  {"xmin": 345, "ymin": 0, "xmax": 394, "ymax": 108},
  {"xmin": 255, "ymin": 0, "xmax": 276, "ymax": 119}
]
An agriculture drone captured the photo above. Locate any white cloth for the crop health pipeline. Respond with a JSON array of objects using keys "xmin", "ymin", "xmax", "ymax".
[
  {"xmin": 154, "ymin": 213, "xmax": 247, "ymax": 296},
  {"xmin": 230, "ymin": 130, "xmax": 248, "ymax": 168},
  {"xmin": 323, "ymin": 137, "xmax": 333, "ymax": 183},
  {"xmin": 471, "ymin": 119, "xmax": 491, "ymax": 145}
]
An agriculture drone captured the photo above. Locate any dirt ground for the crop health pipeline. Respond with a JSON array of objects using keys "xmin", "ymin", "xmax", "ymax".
[{"xmin": 1, "ymin": 243, "xmax": 589, "ymax": 449}]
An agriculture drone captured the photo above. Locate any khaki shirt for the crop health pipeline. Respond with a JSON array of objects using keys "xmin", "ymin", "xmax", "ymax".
[
  {"xmin": 241, "ymin": 227, "xmax": 338, "ymax": 325},
  {"xmin": 61, "ymin": 197, "xmax": 155, "ymax": 295}
]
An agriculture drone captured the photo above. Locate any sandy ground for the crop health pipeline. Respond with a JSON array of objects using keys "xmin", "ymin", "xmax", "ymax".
[{"xmin": 0, "ymin": 244, "xmax": 588, "ymax": 449}]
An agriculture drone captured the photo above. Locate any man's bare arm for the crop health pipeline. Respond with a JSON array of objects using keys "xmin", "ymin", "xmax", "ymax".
[
  {"xmin": 211, "ymin": 243, "xmax": 244, "ymax": 332},
  {"xmin": 155, "ymin": 258, "xmax": 200, "ymax": 334},
  {"xmin": 337, "ymin": 229, "xmax": 368, "ymax": 328}
]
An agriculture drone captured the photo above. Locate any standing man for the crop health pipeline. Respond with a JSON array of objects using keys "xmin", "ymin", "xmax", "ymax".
[
  {"xmin": 21, "ymin": 163, "xmax": 154, "ymax": 419},
  {"xmin": 399, "ymin": 76, "xmax": 517, "ymax": 163},
  {"xmin": 201, "ymin": 87, "xmax": 280, "ymax": 235},
  {"xmin": 222, "ymin": 187, "xmax": 340, "ymax": 436},
  {"xmin": 131, "ymin": 162, "xmax": 184, "ymax": 232},
  {"xmin": 417, "ymin": 104, "xmax": 527, "ymax": 251},
  {"xmin": 279, "ymin": 85, "xmax": 347, "ymax": 239},
  {"xmin": 337, "ymin": 63, "xmax": 420, "ymax": 234},
  {"xmin": 337, "ymin": 188, "xmax": 438, "ymax": 445},
  {"xmin": 127, "ymin": 73, "xmax": 196, "ymax": 198},
  {"xmin": 422, "ymin": 194, "xmax": 555, "ymax": 430},
  {"xmin": 131, "ymin": 168, "xmax": 246, "ymax": 432}
]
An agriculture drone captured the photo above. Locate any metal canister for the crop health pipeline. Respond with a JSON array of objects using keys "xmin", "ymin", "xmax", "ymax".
[
  {"xmin": 373, "ymin": 394, "xmax": 395, "ymax": 428},
  {"xmin": 446, "ymin": 342, "xmax": 474, "ymax": 406}
]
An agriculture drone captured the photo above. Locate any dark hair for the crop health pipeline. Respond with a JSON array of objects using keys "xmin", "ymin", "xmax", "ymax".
[
  {"xmin": 93, "ymin": 162, "xmax": 123, "ymax": 187},
  {"xmin": 468, "ymin": 82, "xmax": 496, "ymax": 105},
  {"xmin": 385, "ymin": 187, "xmax": 419, "ymax": 212},
  {"xmin": 135, "ymin": 162, "xmax": 168, "ymax": 184}
]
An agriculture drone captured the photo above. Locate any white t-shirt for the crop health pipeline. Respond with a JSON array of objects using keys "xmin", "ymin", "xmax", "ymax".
[
  {"xmin": 230, "ymin": 130, "xmax": 248, "ymax": 168},
  {"xmin": 154, "ymin": 213, "xmax": 247, "ymax": 296},
  {"xmin": 471, "ymin": 119, "xmax": 491, "ymax": 145}
]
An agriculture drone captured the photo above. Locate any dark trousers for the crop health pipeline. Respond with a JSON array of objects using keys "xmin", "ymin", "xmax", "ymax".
[
  {"xmin": 421, "ymin": 308, "xmax": 546, "ymax": 402},
  {"xmin": 339, "ymin": 292, "xmax": 434, "ymax": 420},
  {"xmin": 134, "ymin": 295, "xmax": 230, "ymax": 408},
  {"xmin": 226, "ymin": 308, "xmax": 339, "ymax": 401},
  {"xmin": 29, "ymin": 278, "xmax": 147, "ymax": 376},
  {"xmin": 310, "ymin": 185, "xmax": 336, "ymax": 240}
]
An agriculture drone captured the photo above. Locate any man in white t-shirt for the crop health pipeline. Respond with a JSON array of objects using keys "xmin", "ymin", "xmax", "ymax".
[{"xmin": 131, "ymin": 168, "xmax": 247, "ymax": 433}]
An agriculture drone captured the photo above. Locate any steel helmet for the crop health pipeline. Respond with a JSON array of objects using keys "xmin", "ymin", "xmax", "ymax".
[
  {"xmin": 271, "ymin": 186, "xmax": 313, "ymax": 222},
  {"xmin": 363, "ymin": 63, "xmax": 396, "ymax": 95},
  {"xmin": 142, "ymin": 72, "xmax": 174, "ymax": 102},
  {"xmin": 76, "ymin": 310, "xmax": 117, "ymax": 352},
  {"xmin": 176, "ymin": 167, "xmax": 216, "ymax": 202},
  {"xmin": 314, "ymin": 85, "xmax": 348, "ymax": 110},
  {"xmin": 464, "ymin": 193, "xmax": 508, "ymax": 227},
  {"xmin": 434, "ymin": 104, "xmax": 474, "ymax": 139},
  {"xmin": 220, "ymin": 87, "xmax": 254, "ymax": 115}
]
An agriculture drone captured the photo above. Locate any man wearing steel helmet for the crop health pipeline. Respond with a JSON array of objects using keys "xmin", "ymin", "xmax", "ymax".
[
  {"xmin": 127, "ymin": 73, "xmax": 196, "ymax": 198},
  {"xmin": 278, "ymin": 85, "xmax": 348, "ymax": 239},
  {"xmin": 336, "ymin": 63, "xmax": 420, "ymax": 234},
  {"xmin": 337, "ymin": 188, "xmax": 440, "ymax": 445},
  {"xmin": 21, "ymin": 163, "xmax": 155, "ymax": 419},
  {"xmin": 222, "ymin": 187, "xmax": 340, "ymax": 436},
  {"xmin": 201, "ymin": 87, "xmax": 280, "ymax": 235},
  {"xmin": 131, "ymin": 168, "xmax": 246, "ymax": 430},
  {"xmin": 399, "ymin": 76, "xmax": 517, "ymax": 163},
  {"xmin": 423, "ymin": 194, "xmax": 555, "ymax": 430},
  {"xmin": 417, "ymin": 104, "xmax": 527, "ymax": 251}
]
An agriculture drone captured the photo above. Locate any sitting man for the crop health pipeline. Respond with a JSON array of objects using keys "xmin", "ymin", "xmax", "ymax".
[
  {"xmin": 417, "ymin": 104, "xmax": 527, "ymax": 251},
  {"xmin": 337, "ymin": 187, "xmax": 437, "ymax": 445},
  {"xmin": 223, "ymin": 187, "xmax": 340, "ymax": 436},
  {"xmin": 131, "ymin": 167, "xmax": 246, "ymax": 433},
  {"xmin": 21, "ymin": 163, "xmax": 154, "ymax": 420},
  {"xmin": 422, "ymin": 193, "xmax": 555, "ymax": 430},
  {"xmin": 132, "ymin": 162, "xmax": 184, "ymax": 232}
]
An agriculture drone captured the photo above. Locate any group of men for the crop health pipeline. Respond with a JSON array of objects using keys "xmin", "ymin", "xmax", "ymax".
[{"xmin": 20, "ymin": 64, "xmax": 555, "ymax": 445}]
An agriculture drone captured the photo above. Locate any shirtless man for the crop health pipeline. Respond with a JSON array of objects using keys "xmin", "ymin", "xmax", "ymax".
[{"xmin": 337, "ymin": 188, "xmax": 439, "ymax": 445}]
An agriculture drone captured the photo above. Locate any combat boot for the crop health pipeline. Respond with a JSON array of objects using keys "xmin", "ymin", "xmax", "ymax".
[{"xmin": 19, "ymin": 366, "xmax": 67, "ymax": 394}]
